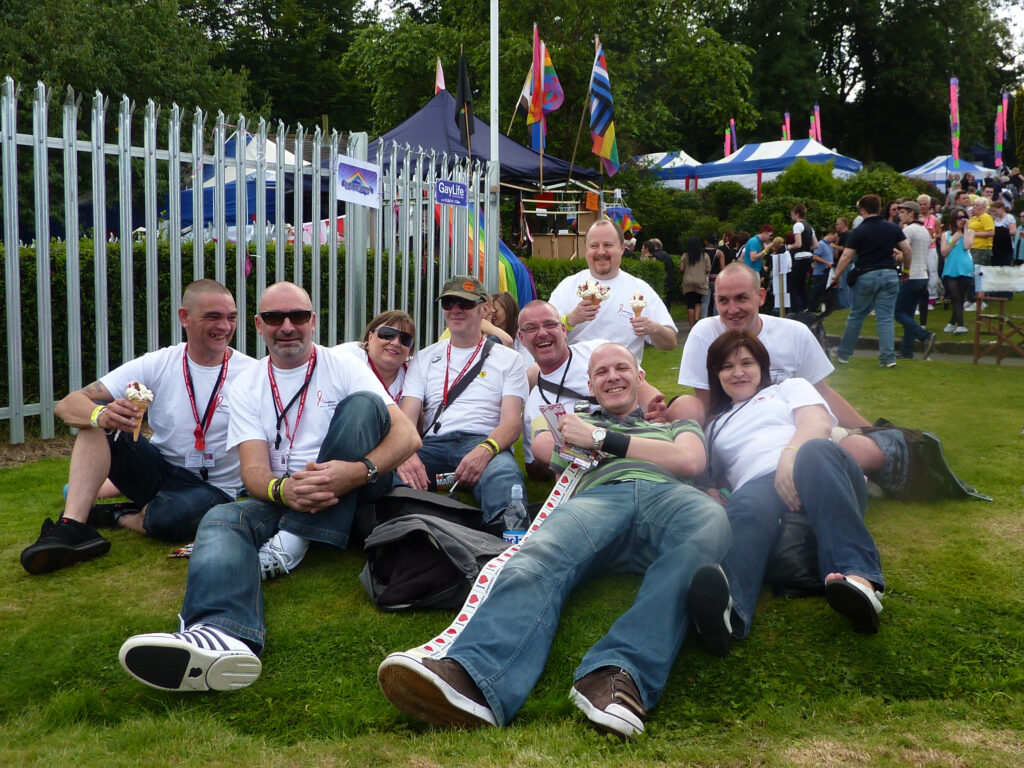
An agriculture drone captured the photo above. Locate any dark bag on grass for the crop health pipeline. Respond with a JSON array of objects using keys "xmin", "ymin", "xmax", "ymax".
[{"xmin": 359, "ymin": 512, "xmax": 508, "ymax": 611}]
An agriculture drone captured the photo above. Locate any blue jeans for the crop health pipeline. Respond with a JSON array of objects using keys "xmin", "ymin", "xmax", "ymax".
[
  {"xmin": 895, "ymin": 278, "xmax": 931, "ymax": 358},
  {"xmin": 106, "ymin": 432, "xmax": 231, "ymax": 541},
  {"xmin": 180, "ymin": 392, "xmax": 393, "ymax": 652},
  {"xmin": 837, "ymin": 268, "xmax": 899, "ymax": 364},
  {"xmin": 399, "ymin": 431, "xmax": 525, "ymax": 524},
  {"xmin": 445, "ymin": 479, "xmax": 729, "ymax": 725},
  {"xmin": 720, "ymin": 439, "xmax": 883, "ymax": 639}
]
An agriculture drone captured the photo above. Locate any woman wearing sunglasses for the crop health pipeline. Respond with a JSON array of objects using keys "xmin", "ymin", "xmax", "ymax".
[
  {"xmin": 939, "ymin": 211, "xmax": 975, "ymax": 333},
  {"xmin": 336, "ymin": 311, "xmax": 416, "ymax": 403}
]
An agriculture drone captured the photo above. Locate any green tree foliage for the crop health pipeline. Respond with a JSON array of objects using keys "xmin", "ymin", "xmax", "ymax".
[
  {"xmin": 838, "ymin": 163, "xmax": 922, "ymax": 208},
  {"xmin": 761, "ymin": 159, "xmax": 841, "ymax": 203},
  {"xmin": 0, "ymin": 0, "xmax": 247, "ymax": 114},
  {"xmin": 699, "ymin": 182, "xmax": 755, "ymax": 221},
  {"xmin": 179, "ymin": 0, "xmax": 366, "ymax": 131}
]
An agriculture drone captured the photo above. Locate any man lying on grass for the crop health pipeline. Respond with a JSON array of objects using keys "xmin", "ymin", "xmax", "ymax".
[{"xmin": 377, "ymin": 342, "xmax": 730, "ymax": 738}]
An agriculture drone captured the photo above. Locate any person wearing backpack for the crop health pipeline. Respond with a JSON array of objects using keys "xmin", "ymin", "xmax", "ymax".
[{"xmin": 788, "ymin": 204, "xmax": 818, "ymax": 313}]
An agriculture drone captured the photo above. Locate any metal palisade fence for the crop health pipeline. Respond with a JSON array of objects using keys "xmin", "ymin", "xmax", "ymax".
[{"xmin": 0, "ymin": 77, "xmax": 499, "ymax": 445}]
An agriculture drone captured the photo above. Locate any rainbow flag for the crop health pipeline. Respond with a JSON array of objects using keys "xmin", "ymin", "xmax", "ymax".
[
  {"xmin": 522, "ymin": 25, "xmax": 564, "ymax": 151},
  {"xmin": 589, "ymin": 36, "xmax": 619, "ymax": 176}
]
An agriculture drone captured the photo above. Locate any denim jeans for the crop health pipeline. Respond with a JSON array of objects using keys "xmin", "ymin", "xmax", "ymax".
[
  {"xmin": 180, "ymin": 392, "xmax": 393, "ymax": 652},
  {"xmin": 837, "ymin": 268, "xmax": 899, "ymax": 364},
  {"xmin": 445, "ymin": 479, "xmax": 729, "ymax": 725},
  {"xmin": 399, "ymin": 430, "xmax": 525, "ymax": 524},
  {"xmin": 720, "ymin": 439, "xmax": 883, "ymax": 639},
  {"xmin": 895, "ymin": 278, "xmax": 931, "ymax": 358},
  {"xmin": 106, "ymin": 432, "xmax": 231, "ymax": 541}
]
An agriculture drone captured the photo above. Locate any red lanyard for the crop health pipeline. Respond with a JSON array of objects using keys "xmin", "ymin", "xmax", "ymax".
[
  {"xmin": 442, "ymin": 337, "xmax": 484, "ymax": 407},
  {"xmin": 182, "ymin": 347, "xmax": 230, "ymax": 451},
  {"xmin": 367, "ymin": 354, "xmax": 405, "ymax": 402},
  {"xmin": 268, "ymin": 348, "xmax": 318, "ymax": 451}
]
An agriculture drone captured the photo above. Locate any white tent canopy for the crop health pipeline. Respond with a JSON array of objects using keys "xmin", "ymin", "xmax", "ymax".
[
  {"xmin": 635, "ymin": 149, "xmax": 700, "ymax": 172},
  {"xmin": 902, "ymin": 155, "xmax": 994, "ymax": 192},
  {"xmin": 687, "ymin": 139, "xmax": 862, "ymax": 194}
]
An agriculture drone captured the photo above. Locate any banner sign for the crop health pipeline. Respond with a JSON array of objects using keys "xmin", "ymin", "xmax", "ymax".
[
  {"xmin": 435, "ymin": 178, "xmax": 468, "ymax": 207},
  {"xmin": 336, "ymin": 155, "xmax": 381, "ymax": 209}
]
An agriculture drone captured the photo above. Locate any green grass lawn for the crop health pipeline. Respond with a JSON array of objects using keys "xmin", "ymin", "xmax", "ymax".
[{"xmin": 3, "ymin": 345, "xmax": 1024, "ymax": 766}]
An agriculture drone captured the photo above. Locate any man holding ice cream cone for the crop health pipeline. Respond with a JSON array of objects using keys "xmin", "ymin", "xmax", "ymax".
[
  {"xmin": 20, "ymin": 279, "xmax": 257, "ymax": 575},
  {"xmin": 548, "ymin": 220, "xmax": 677, "ymax": 364}
]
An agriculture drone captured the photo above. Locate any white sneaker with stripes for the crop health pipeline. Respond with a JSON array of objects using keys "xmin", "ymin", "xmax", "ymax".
[{"xmin": 119, "ymin": 623, "xmax": 261, "ymax": 692}]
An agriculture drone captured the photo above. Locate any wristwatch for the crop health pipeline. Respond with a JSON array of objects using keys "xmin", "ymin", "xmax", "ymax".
[
  {"xmin": 591, "ymin": 427, "xmax": 607, "ymax": 450},
  {"xmin": 359, "ymin": 457, "xmax": 379, "ymax": 484}
]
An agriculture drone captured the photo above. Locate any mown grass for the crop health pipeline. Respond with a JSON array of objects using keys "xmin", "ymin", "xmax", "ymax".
[{"xmin": 2, "ymin": 339, "xmax": 1023, "ymax": 767}]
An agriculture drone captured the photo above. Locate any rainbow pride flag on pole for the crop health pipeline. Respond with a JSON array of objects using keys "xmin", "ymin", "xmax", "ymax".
[{"xmin": 522, "ymin": 24, "xmax": 564, "ymax": 152}]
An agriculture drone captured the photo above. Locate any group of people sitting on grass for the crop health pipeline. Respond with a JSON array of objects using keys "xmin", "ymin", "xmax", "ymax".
[{"xmin": 23, "ymin": 218, "xmax": 909, "ymax": 739}]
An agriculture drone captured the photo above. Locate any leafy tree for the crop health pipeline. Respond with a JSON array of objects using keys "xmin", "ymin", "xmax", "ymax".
[{"xmin": 761, "ymin": 159, "xmax": 841, "ymax": 203}]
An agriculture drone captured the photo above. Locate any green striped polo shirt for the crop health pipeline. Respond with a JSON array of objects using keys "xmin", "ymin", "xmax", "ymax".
[{"xmin": 551, "ymin": 408, "xmax": 706, "ymax": 494}]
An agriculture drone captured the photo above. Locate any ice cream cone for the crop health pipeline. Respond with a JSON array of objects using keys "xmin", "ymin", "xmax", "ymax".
[
  {"xmin": 587, "ymin": 295, "xmax": 601, "ymax": 306},
  {"xmin": 132, "ymin": 402, "xmax": 149, "ymax": 441},
  {"xmin": 632, "ymin": 307, "xmax": 644, "ymax": 319}
]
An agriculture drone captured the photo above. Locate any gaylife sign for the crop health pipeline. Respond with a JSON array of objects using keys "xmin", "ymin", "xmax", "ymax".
[
  {"xmin": 435, "ymin": 178, "xmax": 468, "ymax": 207},
  {"xmin": 337, "ymin": 154, "xmax": 381, "ymax": 209}
]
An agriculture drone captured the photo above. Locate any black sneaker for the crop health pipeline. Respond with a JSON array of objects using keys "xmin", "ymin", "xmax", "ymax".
[
  {"xmin": 570, "ymin": 666, "xmax": 646, "ymax": 738},
  {"xmin": 378, "ymin": 651, "xmax": 497, "ymax": 728},
  {"xmin": 923, "ymin": 332, "xmax": 937, "ymax": 360},
  {"xmin": 20, "ymin": 517, "xmax": 111, "ymax": 575},
  {"xmin": 87, "ymin": 501, "xmax": 141, "ymax": 528},
  {"xmin": 687, "ymin": 563, "xmax": 734, "ymax": 657}
]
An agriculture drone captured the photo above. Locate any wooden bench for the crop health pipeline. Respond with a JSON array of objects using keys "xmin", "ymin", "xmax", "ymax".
[{"xmin": 973, "ymin": 296, "xmax": 1024, "ymax": 364}]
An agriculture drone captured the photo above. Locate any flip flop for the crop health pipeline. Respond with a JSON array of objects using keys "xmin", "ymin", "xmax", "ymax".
[{"xmin": 824, "ymin": 576, "xmax": 882, "ymax": 634}]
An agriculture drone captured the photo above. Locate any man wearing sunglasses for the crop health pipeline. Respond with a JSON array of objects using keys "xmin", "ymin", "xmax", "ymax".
[
  {"xmin": 118, "ymin": 281, "xmax": 421, "ymax": 693},
  {"xmin": 548, "ymin": 219, "xmax": 677, "ymax": 364},
  {"xmin": 397, "ymin": 275, "xmax": 529, "ymax": 523},
  {"xmin": 20, "ymin": 279, "xmax": 258, "ymax": 575}
]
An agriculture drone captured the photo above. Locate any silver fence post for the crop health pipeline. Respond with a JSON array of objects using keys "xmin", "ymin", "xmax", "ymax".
[
  {"xmin": 168, "ymin": 103, "xmax": 183, "ymax": 344},
  {"xmin": 234, "ymin": 115, "xmax": 248, "ymax": 357},
  {"xmin": 143, "ymin": 99, "xmax": 159, "ymax": 352},
  {"xmin": 373, "ymin": 138, "xmax": 384, "ymax": 321},
  {"xmin": 62, "ymin": 86, "xmax": 83, "ymax": 396},
  {"xmin": 91, "ymin": 90, "xmax": 109, "ymax": 377},
  {"xmin": 212, "ymin": 111, "xmax": 227, "ymax": 282},
  {"xmin": 425, "ymin": 148, "xmax": 437, "ymax": 344},
  {"xmin": 326, "ymin": 129, "xmax": 339, "ymax": 346},
  {"xmin": 254, "ymin": 119, "xmax": 268, "ymax": 356},
  {"xmin": 292, "ymin": 124, "xmax": 305, "ymax": 287},
  {"xmin": 33, "ymin": 81, "xmax": 55, "ymax": 437},
  {"xmin": 412, "ymin": 146, "xmax": 424, "ymax": 343},
  {"xmin": 309, "ymin": 126, "xmax": 323, "ymax": 343},
  {"xmin": 399, "ymin": 143, "xmax": 411, "ymax": 314},
  {"xmin": 274, "ymin": 120, "xmax": 287, "ymax": 283},
  {"xmin": 385, "ymin": 141, "xmax": 398, "ymax": 313},
  {"xmin": 117, "ymin": 94, "xmax": 135, "ymax": 363},
  {"xmin": 191, "ymin": 106, "xmax": 206, "ymax": 279},
  {"xmin": 344, "ymin": 132, "xmax": 369, "ymax": 342},
  {"xmin": 1, "ymin": 77, "xmax": 24, "ymax": 442}
]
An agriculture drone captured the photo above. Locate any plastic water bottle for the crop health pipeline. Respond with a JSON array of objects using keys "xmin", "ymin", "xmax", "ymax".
[{"xmin": 503, "ymin": 484, "xmax": 529, "ymax": 532}]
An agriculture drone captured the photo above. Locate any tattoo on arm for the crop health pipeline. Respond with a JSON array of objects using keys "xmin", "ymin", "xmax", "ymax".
[{"xmin": 82, "ymin": 381, "xmax": 110, "ymax": 401}]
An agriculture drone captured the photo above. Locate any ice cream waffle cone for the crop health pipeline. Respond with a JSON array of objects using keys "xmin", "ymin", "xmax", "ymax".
[{"xmin": 132, "ymin": 402, "xmax": 149, "ymax": 441}]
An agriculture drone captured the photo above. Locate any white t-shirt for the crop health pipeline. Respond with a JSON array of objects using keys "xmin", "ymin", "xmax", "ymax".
[
  {"xmin": 100, "ymin": 342, "xmax": 258, "ymax": 497},
  {"xmin": 334, "ymin": 341, "xmax": 408, "ymax": 402},
  {"xmin": 903, "ymin": 222, "xmax": 931, "ymax": 280},
  {"xmin": 227, "ymin": 344, "xmax": 394, "ymax": 477},
  {"xmin": 792, "ymin": 221, "xmax": 813, "ymax": 258},
  {"xmin": 521, "ymin": 338, "xmax": 609, "ymax": 463},
  {"xmin": 706, "ymin": 379, "xmax": 836, "ymax": 491},
  {"xmin": 548, "ymin": 269, "xmax": 676, "ymax": 363},
  {"xmin": 404, "ymin": 337, "xmax": 528, "ymax": 438},
  {"xmin": 678, "ymin": 314, "xmax": 834, "ymax": 390}
]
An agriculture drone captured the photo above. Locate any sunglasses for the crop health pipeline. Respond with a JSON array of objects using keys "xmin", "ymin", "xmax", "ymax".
[
  {"xmin": 376, "ymin": 325, "xmax": 414, "ymax": 347},
  {"xmin": 440, "ymin": 296, "xmax": 484, "ymax": 311},
  {"xmin": 259, "ymin": 309, "xmax": 313, "ymax": 326}
]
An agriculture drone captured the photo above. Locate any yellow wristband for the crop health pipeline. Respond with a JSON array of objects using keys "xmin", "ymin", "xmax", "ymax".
[
  {"xmin": 478, "ymin": 440, "xmax": 498, "ymax": 457},
  {"xmin": 90, "ymin": 405, "xmax": 106, "ymax": 428},
  {"xmin": 784, "ymin": 445, "xmax": 798, "ymax": 453},
  {"xmin": 560, "ymin": 313, "xmax": 575, "ymax": 331},
  {"xmin": 485, "ymin": 438, "xmax": 500, "ymax": 455},
  {"xmin": 268, "ymin": 478, "xmax": 278, "ymax": 502}
]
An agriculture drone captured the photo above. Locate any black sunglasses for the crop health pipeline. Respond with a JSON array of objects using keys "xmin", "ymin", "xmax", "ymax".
[
  {"xmin": 440, "ymin": 296, "xmax": 484, "ymax": 311},
  {"xmin": 376, "ymin": 325, "xmax": 414, "ymax": 347},
  {"xmin": 259, "ymin": 309, "xmax": 313, "ymax": 326}
]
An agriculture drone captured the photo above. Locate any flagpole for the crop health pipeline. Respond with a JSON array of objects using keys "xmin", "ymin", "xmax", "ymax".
[
  {"xmin": 567, "ymin": 73, "xmax": 593, "ymax": 183},
  {"xmin": 506, "ymin": 102, "xmax": 520, "ymax": 135}
]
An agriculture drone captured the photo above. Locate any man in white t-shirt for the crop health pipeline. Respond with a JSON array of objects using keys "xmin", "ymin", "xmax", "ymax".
[
  {"xmin": 517, "ymin": 300, "xmax": 667, "ymax": 479},
  {"xmin": 117, "ymin": 281, "xmax": 421, "ymax": 693},
  {"xmin": 666, "ymin": 263, "xmax": 887, "ymax": 474},
  {"xmin": 548, "ymin": 219, "xmax": 677, "ymax": 363},
  {"xmin": 20, "ymin": 279, "xmax": 258, "ymax": 575},
  {"xmin": 396, "ymin": 275, "xmax": 529, "ymax": 523}
]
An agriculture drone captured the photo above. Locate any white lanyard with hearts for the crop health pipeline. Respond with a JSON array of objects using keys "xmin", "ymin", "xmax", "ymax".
[{"xmin": 410, "ymin": 458, "xmax": 591, "ymax": 659}]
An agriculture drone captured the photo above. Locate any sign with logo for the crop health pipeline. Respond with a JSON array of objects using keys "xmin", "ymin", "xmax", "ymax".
[
  {"xmin": 336, "ymin": 155, "xmax": 381, "ymax": 209},
  {"xmin": 435, "ymin": 179, "xmax": 468, "ymax": 207}
]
